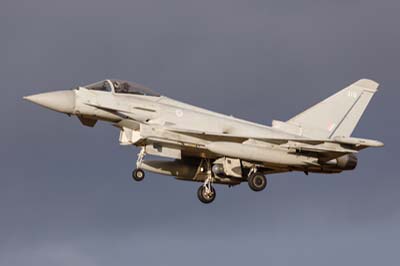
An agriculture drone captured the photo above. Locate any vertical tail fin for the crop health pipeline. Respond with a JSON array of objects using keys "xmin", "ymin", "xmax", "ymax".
[{"xmin": 284, "ymin": 79, "xmax": 379, "ymax": 139}]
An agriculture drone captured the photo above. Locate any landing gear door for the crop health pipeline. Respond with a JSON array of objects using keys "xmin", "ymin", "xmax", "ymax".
[
  {"xmin": 145, "ymin": 143, "xmax": 182, "ymax": 159},
  {"xmin": 223, "ymin": 158, "xmax": 242, "ymax": 178}
]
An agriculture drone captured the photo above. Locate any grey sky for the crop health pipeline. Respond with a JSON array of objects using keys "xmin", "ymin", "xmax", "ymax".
[{"xmin": 1, "ymin": 0, "xmax": 399, "ymax": 265}]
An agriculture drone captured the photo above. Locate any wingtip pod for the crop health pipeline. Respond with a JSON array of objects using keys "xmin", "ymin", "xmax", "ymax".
[{"xmin": 353, "ymin": 79, "xmax": 379, "ymax": 92}]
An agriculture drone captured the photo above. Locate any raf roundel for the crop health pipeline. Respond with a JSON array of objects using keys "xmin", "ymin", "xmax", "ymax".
[{"xmin": 175, "ymin": 109, "xmax": 183, "ymax": 118}]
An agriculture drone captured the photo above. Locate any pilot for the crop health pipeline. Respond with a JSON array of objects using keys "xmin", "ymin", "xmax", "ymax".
[{"xmin": 113, "ymin": 81, "xmax": 120, "ymax": 92}]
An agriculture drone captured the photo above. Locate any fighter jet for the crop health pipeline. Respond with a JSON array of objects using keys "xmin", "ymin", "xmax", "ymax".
[{"xmin": 24, "ymin": 79, "xmax": 383, "ymax": 203}]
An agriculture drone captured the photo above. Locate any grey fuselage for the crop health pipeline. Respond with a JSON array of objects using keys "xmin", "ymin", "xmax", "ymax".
[{"xmin": 76, "ymin": 87, "xmax": 294, "ymax": 139}]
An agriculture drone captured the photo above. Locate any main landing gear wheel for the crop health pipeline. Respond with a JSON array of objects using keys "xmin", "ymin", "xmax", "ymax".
[
  {"xmin": 132, "ymin": 168, "xmax": 145, "ymax": 181},
  {"xmin": 248, "ymin": 173, "xmax": 267, "ymax": 192},
  {"xmin": 197, "ymin": 185, "xmax": 216, "ymax": 204}
]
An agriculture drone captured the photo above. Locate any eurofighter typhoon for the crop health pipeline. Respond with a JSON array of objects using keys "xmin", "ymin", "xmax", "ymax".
[{"xmin": 24, "ymin": 79, "xmax": 383, "ymax": 203}]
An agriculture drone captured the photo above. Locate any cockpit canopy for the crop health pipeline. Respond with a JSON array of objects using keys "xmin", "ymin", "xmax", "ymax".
[{"xmin": 84, "ymin": 79, "xmax": 160, "ymax": 97}]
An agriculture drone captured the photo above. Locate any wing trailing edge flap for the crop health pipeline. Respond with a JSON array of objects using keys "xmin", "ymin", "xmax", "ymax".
[
  {"xmin": 242, "ymin": 139, "xmax": 356, "ymax": 162},
  {"xmin": 283, "ymin": 141, "xmax": 357, "ymax": 154},
  {"xmin": 271, "ymin": 120, "xmax": 383, "ymax": 149}
]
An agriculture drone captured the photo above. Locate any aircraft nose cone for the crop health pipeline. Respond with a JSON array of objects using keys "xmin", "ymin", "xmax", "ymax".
[{"xmin": 24, "ymin": 90, "xmax": 75, "ymax": 114}]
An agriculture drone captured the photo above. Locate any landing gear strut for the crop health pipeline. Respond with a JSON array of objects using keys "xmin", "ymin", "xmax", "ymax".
[
  {"xmin": 132, "ymin": 147, "xmax": 146, "ymax": 182},
  {"xmin": 197, "ymin": 159, "xmax": 216, "ymax": 204}
]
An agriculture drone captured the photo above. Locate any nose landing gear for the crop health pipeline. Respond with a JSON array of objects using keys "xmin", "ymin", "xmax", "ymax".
[
  {"xmin": 132, "ymin": 147, "xmax": 146, "ymax": 182},
  {"xmin": 132, "ymin": 168, "xmax": 145, "ymax": 181}
]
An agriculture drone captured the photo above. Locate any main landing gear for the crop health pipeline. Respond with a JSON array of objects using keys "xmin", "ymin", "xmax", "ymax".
[
  {"xmin": 132, "ymin": 147, "xmax": 146, "ymax": 182},
  {"xmin": 247, "ymin": 168, "xmax": 267, "ymax": 192},
  {"xmin": 130, "ymin": 151, "xmax": 266, "ymax": 203},
  {"xmin": 197, "ymin": 159, "xmax": 216, "ymax": 204},
  {"xmin": 197, "ymin": 185, "xmax": 216, "ymax": 204}
]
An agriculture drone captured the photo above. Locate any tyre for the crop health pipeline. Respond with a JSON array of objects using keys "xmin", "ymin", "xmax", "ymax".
[
  {"xmin": 197, "ymin": 185, "xmax": 216, "ymax": 204},
  {"xmin": 248, "ymin": 173, "xmax": 267, "ymax": 192},
  {"xmin": 132, "ymin": 168, "xmax": 145, "ymax": 181}
]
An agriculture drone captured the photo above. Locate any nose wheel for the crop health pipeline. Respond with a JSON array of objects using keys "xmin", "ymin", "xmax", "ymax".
[{"xmin": 132, "ymin": 147, "xmax": 146, "ymax": 182}]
